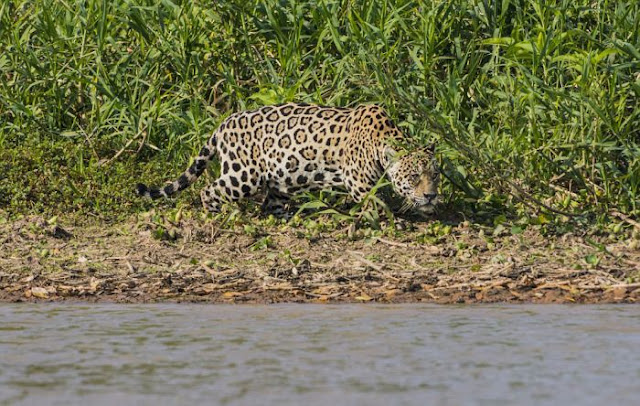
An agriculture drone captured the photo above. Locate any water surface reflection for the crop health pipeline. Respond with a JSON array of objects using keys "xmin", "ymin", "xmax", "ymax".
[{"xmin": 1, "ymin": 304, "xmax": 639, "ymax": 405}]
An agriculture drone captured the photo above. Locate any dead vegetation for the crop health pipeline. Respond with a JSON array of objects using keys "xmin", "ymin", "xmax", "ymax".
[{"xmin": 1, "ymin": 214, "xmax": 639, "ymax": 304}]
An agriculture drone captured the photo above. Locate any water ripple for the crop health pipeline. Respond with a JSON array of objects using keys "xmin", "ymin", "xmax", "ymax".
[{"xmin": 1, "ymin": 304, "xmax": 639, "ymax": 406}]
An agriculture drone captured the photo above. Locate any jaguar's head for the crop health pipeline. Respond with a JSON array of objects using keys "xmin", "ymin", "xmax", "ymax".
[{"xmin": 385, "ymin": 145, "xmax": 441, "ymax": 215}]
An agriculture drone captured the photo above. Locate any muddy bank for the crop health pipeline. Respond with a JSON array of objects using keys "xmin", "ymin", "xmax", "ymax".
[{"xmin": 1, "ymin": 214, "xmax": 639, "ymax": 304}]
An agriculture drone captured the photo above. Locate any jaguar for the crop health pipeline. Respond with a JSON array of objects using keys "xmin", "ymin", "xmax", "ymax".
[{"xmin": 136, "ymin": 103, "xmax": 440, "ymax": 215}]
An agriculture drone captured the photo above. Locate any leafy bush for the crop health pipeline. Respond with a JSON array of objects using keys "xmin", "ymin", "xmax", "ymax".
[{"xmin": 1, "ymin": 0, "xmax": 638, "ymax": 221}]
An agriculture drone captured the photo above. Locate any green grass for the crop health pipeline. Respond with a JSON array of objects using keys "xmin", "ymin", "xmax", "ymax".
[{"xmin": 1, "ymin": 0, "xmax": 638, "ymax": 228}]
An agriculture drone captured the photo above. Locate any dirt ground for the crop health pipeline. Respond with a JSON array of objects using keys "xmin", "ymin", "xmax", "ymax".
[{"xmin": 1, "ymin": 214, "xmax": 639, "ymax": 304}]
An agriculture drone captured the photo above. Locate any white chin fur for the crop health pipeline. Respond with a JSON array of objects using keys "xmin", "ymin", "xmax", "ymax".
[{"xmin": 415, "ymin": 205, "xmax": 436, "ymax": 215}]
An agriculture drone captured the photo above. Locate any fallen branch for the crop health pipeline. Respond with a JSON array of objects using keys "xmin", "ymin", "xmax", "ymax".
[
  {"xmin": 347, "ymin": 250, "xmax": 384, "ymax": 272},
  {"xmin": 610, "ymin": 211, "xmax": 640, "ymax": 232},
  {"xmin": 374, "ymin": 237, "xmax": 410, "ymax": 248}
]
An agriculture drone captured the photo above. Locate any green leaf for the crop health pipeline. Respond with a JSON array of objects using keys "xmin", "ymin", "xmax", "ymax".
[
  {"xmin": 584, "ymin": 254, "xmax": 600, "ymax": 266},
  {"xmin": 493, "ymin": 224, "xmax": 506, "ymax": 236}
]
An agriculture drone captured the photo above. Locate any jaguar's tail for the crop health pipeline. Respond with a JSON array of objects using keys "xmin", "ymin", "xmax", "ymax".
[{"xmin": 136, "ymin": 137, "xmax": 217, "ymax": 199}]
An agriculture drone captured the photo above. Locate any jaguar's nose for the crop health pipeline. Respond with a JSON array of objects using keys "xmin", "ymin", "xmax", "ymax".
[{"xmin": 424, "ymin": 193, "xmax": 437, "ymax": 203}]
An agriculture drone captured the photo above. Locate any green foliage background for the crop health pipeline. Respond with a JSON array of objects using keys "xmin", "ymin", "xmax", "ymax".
[{"xmin": 1, "ymin": 0, "xmax": 638, "ymax": 221}]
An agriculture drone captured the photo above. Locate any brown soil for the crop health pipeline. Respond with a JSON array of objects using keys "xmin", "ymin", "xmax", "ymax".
[{"xmin": 1, "ymin": 214, "xmax": 639, "ymax": 304}]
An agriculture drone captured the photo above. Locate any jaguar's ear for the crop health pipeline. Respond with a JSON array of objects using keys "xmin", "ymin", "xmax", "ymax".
[{"xmin": 384, "ymin": 146, "xmax": 399, "ymax": 164}]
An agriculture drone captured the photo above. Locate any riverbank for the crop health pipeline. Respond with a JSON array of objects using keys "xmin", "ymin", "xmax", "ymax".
[{"xmin": 1, "ymin": 213, "xmax": 638, "ymax": 304}]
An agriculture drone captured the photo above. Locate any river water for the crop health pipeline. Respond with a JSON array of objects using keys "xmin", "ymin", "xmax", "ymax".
[{"xmin": 1, "ymin": 304, "xmax": 639, "ymax": 405}]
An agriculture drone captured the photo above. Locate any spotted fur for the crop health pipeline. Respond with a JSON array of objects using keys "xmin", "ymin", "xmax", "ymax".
[{"xmin": 136, "ymin": 103, "xmax": 440, "ymax": 214}]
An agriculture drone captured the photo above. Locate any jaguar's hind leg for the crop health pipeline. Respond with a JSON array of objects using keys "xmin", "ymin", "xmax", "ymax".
[
  {"xmin": 200, "ymin": 176, "xmax": 259, "ymax": 213},
  {"xmin": 200, "ymin": 182, "xmax": 226, "ymax": 213},
  {"xmin": 261, "ymin": 189, "xmax": 292, "ymax": 218}
]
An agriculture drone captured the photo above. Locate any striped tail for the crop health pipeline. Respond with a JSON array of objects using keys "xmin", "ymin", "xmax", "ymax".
[{"xmin": 136, "ymin": 139, "xmax": 216, "ymax": 199}]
